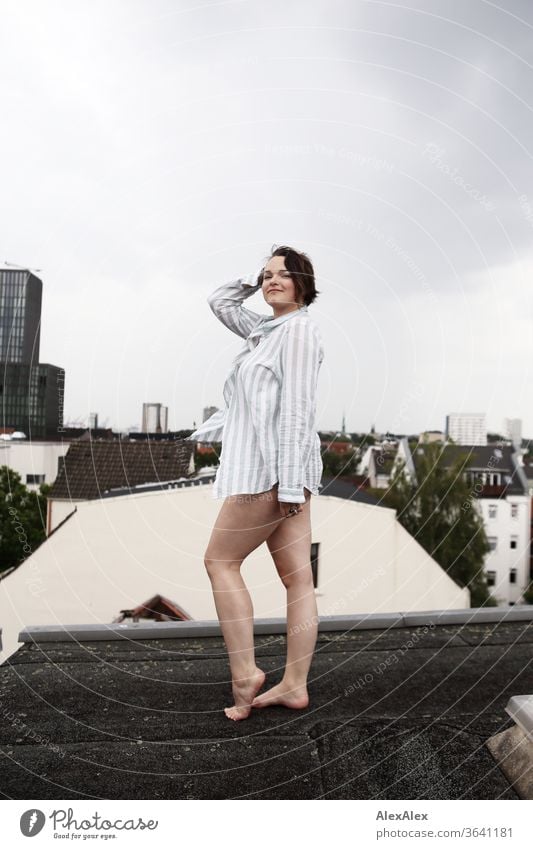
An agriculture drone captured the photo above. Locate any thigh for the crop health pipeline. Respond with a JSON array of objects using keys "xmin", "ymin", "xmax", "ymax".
[
  {"xmin": 266, "ymin": 488, "xmax": 313, "ymax": 583},
  {"xmin": 205, "ymin": 484, "xmax": 284, "ymax": 563}
]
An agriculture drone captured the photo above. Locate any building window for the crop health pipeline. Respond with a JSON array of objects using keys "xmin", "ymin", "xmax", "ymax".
[
  {"xmin": 488, "ymin": 504, "xmax": 497, "ymax": 519},
  {"xmin": 487, "ymin": 570, "xmax": 496, "ymax": 586},
  {"xmin": 511, "ymin": 504, "xmax": 518, "ymax": 519},
  {"xmin": 310, "ymin": 542, "xmax": 320, "ymax": 588},
  {"xmin": 488, "ymin": 537, "xmax": 497, "ymax": 552},
  {"xmin": 26, "ymin": 473, "xmax": 45, "ymax": 484},
  {"xmin": 510, "ymin": 536, "xmax": 518, "ymax": 550},
  {"xmin": 509, "ymin": 568, "xmax": 517, "ymax": 584}
]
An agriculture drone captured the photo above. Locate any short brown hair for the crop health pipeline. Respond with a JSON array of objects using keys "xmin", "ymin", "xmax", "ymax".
[{"xmin": 260, "ymin": 244, "xmax": 320, "ymax": 307}]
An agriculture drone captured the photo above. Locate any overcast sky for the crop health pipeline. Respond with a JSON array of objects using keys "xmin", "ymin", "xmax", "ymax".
[{"xmin": 1, "ymin": 0, "xmax": 532, "ymax": 437}]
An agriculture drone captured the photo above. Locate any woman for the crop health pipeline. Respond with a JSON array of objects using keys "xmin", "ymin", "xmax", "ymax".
[{"xmin": 187, "ymin": 245, "xmax": 324, "ymax": 721}]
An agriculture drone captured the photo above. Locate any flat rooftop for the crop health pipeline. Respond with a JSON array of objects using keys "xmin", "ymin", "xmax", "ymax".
[{"xmin": 1, "ymin": 609, "xmax": 532, "ymax": 800}]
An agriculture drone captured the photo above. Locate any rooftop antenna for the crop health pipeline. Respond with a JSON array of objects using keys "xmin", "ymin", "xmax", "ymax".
[{"xmin": 3, "ymin": 260, "xmax": 42, "ymax": 273}]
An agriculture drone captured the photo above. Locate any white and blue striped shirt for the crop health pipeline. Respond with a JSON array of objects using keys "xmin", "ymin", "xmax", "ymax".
[{"xmin": 187, "ymin": 271, "xmax": 324, "ymax": 503}]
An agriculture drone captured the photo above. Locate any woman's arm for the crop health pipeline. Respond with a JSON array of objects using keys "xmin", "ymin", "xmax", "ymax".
[
  {"xmin": 207, "ymin": 267, "xmax": 265, "ymax": 338},
  {"xmin": 277, "ymin": 319, "xmax": 323, "ymax": 504}
]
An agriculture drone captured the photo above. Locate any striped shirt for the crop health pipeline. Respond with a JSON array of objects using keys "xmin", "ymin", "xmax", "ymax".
[{"xmin": 187, "ymin": 272, "xmax": 324, "ymax": 503}]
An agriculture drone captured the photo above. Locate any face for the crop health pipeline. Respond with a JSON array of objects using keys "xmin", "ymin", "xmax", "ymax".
[{"xmin": 261, "ymin": 256, "xmax": 302, "ymax": 311}]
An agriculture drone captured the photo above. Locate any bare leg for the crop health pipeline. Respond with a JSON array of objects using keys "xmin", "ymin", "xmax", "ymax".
[
  {"xmin": 204, "ymin": 486, "xmax": 285, "ymax": 720},
  {"xmin": 252, "ymin": 489, "xmax": 317, "ymax": 710}
]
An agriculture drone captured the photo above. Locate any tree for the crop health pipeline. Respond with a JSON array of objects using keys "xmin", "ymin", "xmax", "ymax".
[
  {"xmin": 193, "ymin": 446, "xmax": 221, "ymax": 469},
  {"xmin": 523, "ymin": 583, "xmax": 533, "ymax": 604},
  {"xmin": 322, "ymin": 449, "xmax": 358, "ymax": 478},
  {"xmin": 0, "ymin": 466, "xmax": 49, "ymax": 574},
  {"xmin": 380, "ymin": 444, "xmax": 496, "ymax": 607}
]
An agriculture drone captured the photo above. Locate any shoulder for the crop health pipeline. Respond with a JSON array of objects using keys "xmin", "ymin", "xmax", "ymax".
[
  {"xmin": 281, "ymin": 314, "xmax": 324, "ymax": 358},
  {"xmin": 282, "ymin": 313, "xmax": 320, "ymax": 335}
]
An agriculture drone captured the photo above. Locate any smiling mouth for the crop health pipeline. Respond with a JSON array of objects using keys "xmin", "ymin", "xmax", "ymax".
[{"xmin": 268, "ymin": 288, "xmax": 282, "ymax": 293}]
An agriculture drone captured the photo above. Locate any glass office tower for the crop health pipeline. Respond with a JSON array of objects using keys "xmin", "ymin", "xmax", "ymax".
[
  {"xmin": 0, "ymin": 269, "xmax": 42, "ymax": 363},
  {"xmin": 0, "ymin": 268, "xmax": 64, "ymax": 438}
]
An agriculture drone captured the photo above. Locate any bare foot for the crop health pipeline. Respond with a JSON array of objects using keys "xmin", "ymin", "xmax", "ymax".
[
  {"xmin": 224, "ymin": 667, "xmax": 266, "ymax": 721},
  {"xmin": 251, "ymin": 680, "xmax": 309, "ymax": 710}
]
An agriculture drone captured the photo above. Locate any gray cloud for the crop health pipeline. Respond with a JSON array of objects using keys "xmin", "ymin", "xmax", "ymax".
[{"xmin": 1, "ymin": 0, "xmax": 532, "ymax": 434}]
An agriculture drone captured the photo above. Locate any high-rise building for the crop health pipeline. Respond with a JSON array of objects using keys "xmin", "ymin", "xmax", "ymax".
[
  {"xmin": 0, "ymin": 268, "xmax": 42, "ymax": 363},
  {"xmin": 445, "ymin": 413, "xmax": 487, "ymax": 446},
  {"xmin": 0, "ymin": 267, "xmax": 65, "ymax": 438},
  {"xmin": 202, "ymin": 405, "xmax": 218, "ymax": 423},
  {"xmin": 142, "ymin": 402, "xmax": 168, "ymax": 433},
  {"xmin": 503, "ymin": 417, "xmax": 522, "ymax": 450}
]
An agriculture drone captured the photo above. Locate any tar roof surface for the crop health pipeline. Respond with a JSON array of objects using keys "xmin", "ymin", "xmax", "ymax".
[{"xmin": 1, "ymin": 619, "xmax": 531, "ymax": 799}]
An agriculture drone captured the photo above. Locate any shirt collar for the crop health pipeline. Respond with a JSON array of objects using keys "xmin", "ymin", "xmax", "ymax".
[{"xmin": 247, "ymin": 305, "xmax": 308, "ymax": 341}]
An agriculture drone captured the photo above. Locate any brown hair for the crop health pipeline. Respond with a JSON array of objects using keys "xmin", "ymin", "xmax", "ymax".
[{"xmin": 260, "ymin": 244, "xmax": 320, "ymax": 307}]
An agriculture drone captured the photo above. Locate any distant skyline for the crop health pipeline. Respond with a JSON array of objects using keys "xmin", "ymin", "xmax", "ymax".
[
  {"xmin": 1, "ymin": 1, "xmax": 532, "ymax": 435},
  {"xmin": 55, "ymin": 411, "xmax": 525, "ymax": 441}
]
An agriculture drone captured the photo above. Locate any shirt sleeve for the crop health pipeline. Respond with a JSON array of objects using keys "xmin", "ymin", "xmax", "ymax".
[
  {"xmin": 277, "ymin": 320, "xmax": 322, "ymax": 503},
  {"xmin": 207, "ymin": 267, "xmax": 266, "ymax": 339}
]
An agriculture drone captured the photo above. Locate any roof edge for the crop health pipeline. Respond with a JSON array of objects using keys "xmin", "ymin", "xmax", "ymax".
[{"xmin": 16, "ymin": 606, "xmax": 533, "ymax": 643}]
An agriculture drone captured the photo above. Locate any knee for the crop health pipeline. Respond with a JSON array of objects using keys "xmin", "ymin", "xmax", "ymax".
[
  {"xmin": 203, "ymin": 553, "xmax": 242, "ymax": 580},
  {"xmin": 279, "ymin": 563, "xmax": 315, "ymax": 592}
]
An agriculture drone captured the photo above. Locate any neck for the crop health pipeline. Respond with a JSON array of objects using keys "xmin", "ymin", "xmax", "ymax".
[{"xmin": 271, "ymin": 303, "xmax": 302, "ymax": 319}]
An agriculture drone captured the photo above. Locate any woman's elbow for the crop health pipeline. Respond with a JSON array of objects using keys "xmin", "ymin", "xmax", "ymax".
[{"xmin": 206, "ymin": 293, "xmax": 220, "ymax": 313}]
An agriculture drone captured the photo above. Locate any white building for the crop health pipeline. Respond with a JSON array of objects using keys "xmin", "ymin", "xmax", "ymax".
[
  {"xmin": 360, "ymin": 439, "xmax": 532, "ymax": 606},
  {"xmin": 480, "ymin": 495, "xmax": 530, "ymax": 604},
  {"xmin": 141, "ymin": 402, "xmax": 168, "ymax": 433},
  {"xmin": 503, "ymin": 417, "xmax": 522, "ymax": 451},
  {"xmin": 358, "ymin": 438, "xmax": 415, "ymax": 489},
  {"xmin": 420, "ymin": 430, "xmax": 445, "ymax": 444},
  {"xmin": 0, "ymin": 438, "xmax": 69, "ymax": 490},
  {"xmin": 0, "ymin": 482, "xmax": 470, "ymax": 663},
  {"xmin": 407, "ymin": 443, "xmax": 530, "ymax": 606},
  {"xmin": 446, "ymin": 413, "xmax": 487, "ymax": 446},
  {"xmin": 202, "ymin": 405, "xmax": 218, "ymax": 423},
  {"xmin": 460, "ymin": 448, "xmax": 531, "ymax": 605}
]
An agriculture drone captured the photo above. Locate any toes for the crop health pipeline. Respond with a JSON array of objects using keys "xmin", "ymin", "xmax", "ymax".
[{"xmin": 224, "ymin": 705, "xmax": 250, "ymax": 721}]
